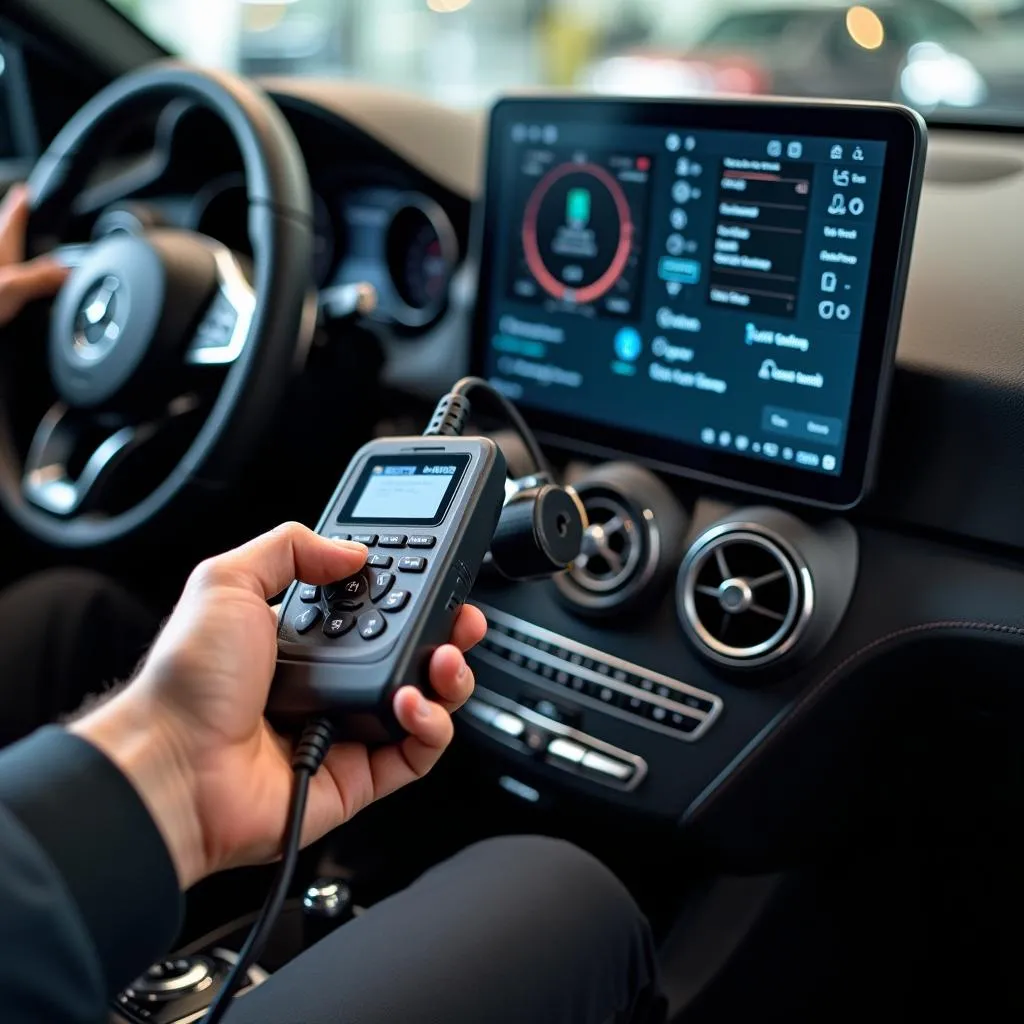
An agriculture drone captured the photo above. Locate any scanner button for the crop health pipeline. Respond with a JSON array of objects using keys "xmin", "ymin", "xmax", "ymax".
[
  {"xmin": 398, "ymin": 556, "xmax": 428, "ymax": 574},
  {"xmin": 358, "ymin": 610, "xmax": 387, "ymax": 640},
  {"xmin": 351, "ymin": 533, "xmax": 378, "ymax": 546},
  {"xmin": 381, "ymin": 590, "xmax": 410, "ymax": 612},
  {"xmin": 323, "ymin": 612, "xmax": 356, "ymax": 638},
  {"xmin": 294, "ymin": 607, "xmax": 322, "ymax": 635},
  {"xmin": 379, "ymin": 534, "xmax": 407, "ymax": 548},
  {"xmin": 366, "ymin": 553, "xmax": 393, "ymax": 570},
  {"xmin": 408, "ymin": 535, "xmax": 437, "ymax": 549},
  {"xmin": 325, "ymin": 575, "xmax": 368, "ymax": 606},
  {"xmin": 298, "ymin": 584, "xmax": 320, "ymax": 603},
  {"xmin": 370, "ymin": 571, "xmax": 396, "ymax": 603}
]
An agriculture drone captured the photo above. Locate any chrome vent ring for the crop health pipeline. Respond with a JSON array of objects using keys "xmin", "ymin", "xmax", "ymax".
[
  {"xmin": 568, "ymin": 494, "xmax": 643, "ymax": 595},
  {"xmin": 678, "ymin": 523, "xmax": 814, "ymax": 667}
]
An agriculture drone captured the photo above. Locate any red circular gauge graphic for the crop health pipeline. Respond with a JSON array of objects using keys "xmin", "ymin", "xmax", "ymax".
[{"xmin": 521, "ymin": 162, "xmax": 634, "ymax": 305}]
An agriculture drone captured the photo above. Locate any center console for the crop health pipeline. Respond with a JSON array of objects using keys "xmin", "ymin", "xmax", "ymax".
[{"xmin": 461, "ymin": 95, "xmax": 926, "ymax": 823}]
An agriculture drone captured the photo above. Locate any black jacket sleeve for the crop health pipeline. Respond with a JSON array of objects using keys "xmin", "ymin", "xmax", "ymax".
[{"xmin": 0, "ymin": 726, "xmax": 183, "ymax": 1023}]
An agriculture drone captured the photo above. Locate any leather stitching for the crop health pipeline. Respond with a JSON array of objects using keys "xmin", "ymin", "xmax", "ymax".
[{"xmin": 686, "ymin": 619, "xmax": 1024, "ymax": 822}]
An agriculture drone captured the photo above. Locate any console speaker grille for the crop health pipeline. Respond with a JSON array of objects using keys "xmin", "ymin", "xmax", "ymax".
[{"xmin": 679, "ymin": 524, "xmax": 813, "ymax": 667}]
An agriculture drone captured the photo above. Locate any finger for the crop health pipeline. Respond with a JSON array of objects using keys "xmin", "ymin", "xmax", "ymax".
[
  {"xmin": 450, "ymin": 603, "xmax": 487, "ymax": 653},
  {"xmin": 427, "ymin": 644, "xmax": 475, "ymax": 713},
  {"xmin": 0, "ymin": 259, "xmax": 69, "ymax": 326},
  {"xmin": 192, "ymin": 522, "xmax": 367, "ymax": 599},
  {"xmin": 366, "ymin": 688, "xmax": 454, "ymax": 800},
  {"xmin": 0, "ymin": 185, "xmax": 29, "ymax": 266}
]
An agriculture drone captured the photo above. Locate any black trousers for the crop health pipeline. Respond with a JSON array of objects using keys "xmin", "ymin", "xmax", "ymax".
[{"xmin": 0, "ymin": 570, "xmax": 665, "ymax": 1024}]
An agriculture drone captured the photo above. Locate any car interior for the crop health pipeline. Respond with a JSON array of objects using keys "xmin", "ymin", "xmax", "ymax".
[{"xmin": 2, "ymin": 0, "xmax": 1024, "ymax": 1020}]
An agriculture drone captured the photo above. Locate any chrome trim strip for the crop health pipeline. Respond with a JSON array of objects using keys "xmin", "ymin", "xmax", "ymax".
[
  {"xmin": 472, "ymin": 602, "xmax": 724, "ymax": 743},
  {"xmin": 462, "ymin": 686, "xmax": 649, "ymax": 792},
  {"xmin": 185, "ymin": 245, "xmax": 257, "ymax": 366},
  {"xmin": 22, "ymin": 403, "xmax": 146, "ymax": 517}
]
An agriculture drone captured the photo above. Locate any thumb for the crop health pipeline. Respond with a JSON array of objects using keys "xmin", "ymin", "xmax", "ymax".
[
  {"xmin": 193, "ymin": 522, "xmax": 368, "ymax": 600},
  {"xmin": 0, "ymin": 258, "xmax": 69, "ymax": 327},
  {"xmin": 0, "ymin": 185, "xmax": 29, "ymax": 265}
]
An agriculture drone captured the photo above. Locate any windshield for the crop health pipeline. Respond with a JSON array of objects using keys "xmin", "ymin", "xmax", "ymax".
[{"xmin": 108, "ymin": 0, "xmax": 1024, "ymax": 124}]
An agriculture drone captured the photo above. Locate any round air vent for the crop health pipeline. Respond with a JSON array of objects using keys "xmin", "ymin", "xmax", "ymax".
[
  {"xmin": 555, "ymin": 463, "xmax": 688, "ymax": 616},
  {"xmin": 678, "ymin": 523, "xmax": 814, "ymax": 667},
  {"xmin": 569, "ymin": 494, "xmax": 643, "ymax": 594}
]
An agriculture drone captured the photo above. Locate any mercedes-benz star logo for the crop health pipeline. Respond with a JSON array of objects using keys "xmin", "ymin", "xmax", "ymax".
[{"xmin": 72, "ymin": 275, "xmax": 122, "ymax": 363}]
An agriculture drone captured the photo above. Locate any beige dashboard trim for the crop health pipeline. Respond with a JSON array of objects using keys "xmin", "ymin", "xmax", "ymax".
[{"xmin": 260, "ymin": 78, "xmax": 484, "ymax": 199}]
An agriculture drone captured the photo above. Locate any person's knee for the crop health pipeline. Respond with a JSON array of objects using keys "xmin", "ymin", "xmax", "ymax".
[{"xmin": 442, "ymin": 835, "xmax": 645, "ymax": 934}]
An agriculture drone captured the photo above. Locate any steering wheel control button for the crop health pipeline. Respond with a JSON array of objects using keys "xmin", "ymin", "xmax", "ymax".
[
  {"xmin": 581, "ymin": 751, "xmax": 634, "ymax": 782},
  {"xmin": 408, "ymin": 535, "xmax": 437, "ymax": 549},
  {"xmin": 325, "ymin": 575, "xmax": 368, "ymax": 607},
  {"xmin": 294, "ymin": 607, "xmax": 322, "ymax": 635},
  {"xmin": 366, "ymin": 553, "xmax": 394, "ymax": 570},
  {"xmin": 379, "ymin": 534, "xmax": 407, "ymax": 548},
  {"xmin": 193, "ymin": 293, "xmax": 238, "ymax": 352},
  {"xmin": 351, "ymin": 533, "xmax": 378, "ymax": 546},
  {"xmin": 358, "ymin": 610, "xmax": 387, "ymax": 640},
  {"xmin": 323, "ymin": 612, "xmax": 356, "ymax": 639},
  {"xmin": 398, "ymin": 555, "xmax": 428, "ymax": 573},
  {"xmin": 369, "ymin": 571, "xmax": 396, "ymax": 603},
  {"xmin": 298, "ymin": 584, "xmax": 321, "ymax": 603},
  {"xmin": 381, "ymin": 590, "xmax": 411, "ymax": 613}
]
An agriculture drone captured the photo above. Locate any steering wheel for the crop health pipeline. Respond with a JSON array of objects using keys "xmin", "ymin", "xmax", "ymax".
[{"xmin": 0, "ymin": 63, "xmax": 314, "ymax": 548}]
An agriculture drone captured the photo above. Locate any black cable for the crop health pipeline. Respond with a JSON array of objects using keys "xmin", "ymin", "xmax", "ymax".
[
  {"xmin": 422, "ymin": 375, "xmax": 550, "ymax": 477},
  {"xmin": 202, "ymin": 718, "xmax": 334, "ymax": 1024}
]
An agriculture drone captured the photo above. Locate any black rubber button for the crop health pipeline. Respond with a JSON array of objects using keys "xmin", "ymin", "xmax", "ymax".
[
  {"xmin": 351, "ymin": 533, "xmax": 378, "ymax": 546},
  {"xmin": 325, "ymin": 575, "xmax": 368, "ymax": 606},
  {"xmin": 294, "ymin": 607, "xmax": 322, "ymax": 634},
  {"xmin": 366, "ymin": 553, "xmax": 393, "ymax": 570},
  {"xmin": 358, "ymin": 610, "xmax": 387, "ymax": 640},
  {"xmin": 379, "ymin": 534, "xmax": 407, "ymax": 548},
  {"xmin": 323, "ymin": 612, "xmax": 356, "ymax": 638},
  {"xmin": 380, "ymin": 590, "xmax": 410, "ymax": 612},
  {"xmin": 407, "ymin": 535, "xmax": 437, "ymax": 549},
  {"xmin": 369, "ymin": 570, "xmax": 396, "ymax": 603},
  {"xmin": 398, "ymin": 556, "xmax": 428, "ymax": 573}
]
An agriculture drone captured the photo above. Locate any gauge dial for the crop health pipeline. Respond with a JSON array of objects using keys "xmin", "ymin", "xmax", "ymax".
[{"xmin": 385, "ymin": 197, "xmax": 458, "ymax": 329}]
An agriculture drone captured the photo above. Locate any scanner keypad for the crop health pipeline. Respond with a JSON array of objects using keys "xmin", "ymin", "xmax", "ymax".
[{"xmin": 290, "ymin": 531, "xmax": 435, "ymax": 644}]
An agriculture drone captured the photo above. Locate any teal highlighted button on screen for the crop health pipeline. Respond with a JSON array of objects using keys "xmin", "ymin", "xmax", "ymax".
[{"xmin": 658, "ymin": 257, "xmax": 702, "ymax": 285}]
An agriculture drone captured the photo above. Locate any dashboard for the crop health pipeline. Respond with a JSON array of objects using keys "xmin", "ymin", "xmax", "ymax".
[{"xmin": 92, "ymin": 81, "xmax": 1024, "ymax": 863}]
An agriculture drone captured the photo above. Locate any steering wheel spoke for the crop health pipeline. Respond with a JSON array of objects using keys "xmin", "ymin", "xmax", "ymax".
[
  {"xmin": 185, "ymin": 246, "xmax": 256, "ymax": 366},
  {"xmin": 21, "ymin": 404, "xmax": 153, "ymax": 517}
]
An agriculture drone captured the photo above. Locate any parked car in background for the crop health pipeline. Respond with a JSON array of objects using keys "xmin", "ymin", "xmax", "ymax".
[{"xmin": 584, "ymin": 0, "xmax": 1024, "ymax": 118}]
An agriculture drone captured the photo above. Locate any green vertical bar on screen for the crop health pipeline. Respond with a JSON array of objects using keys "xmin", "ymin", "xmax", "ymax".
[{"xmin": 566, "ymin": 187, "xmax": 591, "ymax": 228}]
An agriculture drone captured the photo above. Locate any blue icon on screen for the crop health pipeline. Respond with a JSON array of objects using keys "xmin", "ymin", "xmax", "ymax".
[{"xmin": 614, "ymin": 327, "xmax": 642, "ymax": 362}]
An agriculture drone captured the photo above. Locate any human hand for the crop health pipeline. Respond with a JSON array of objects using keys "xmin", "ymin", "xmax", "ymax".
[
  {"xmin": 0, "ymin": 185, "xmax": 68, "ymax": 326},
  {"xmin": 72, "ymin": 523, "xmax": 487, "ymax": 889}
]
